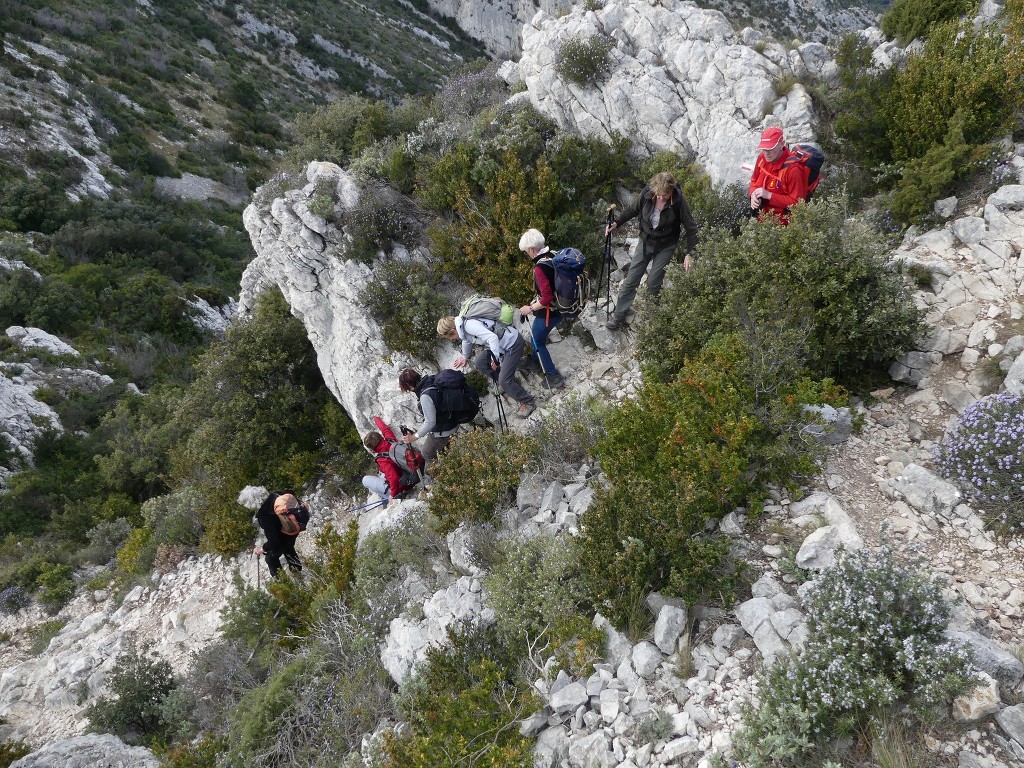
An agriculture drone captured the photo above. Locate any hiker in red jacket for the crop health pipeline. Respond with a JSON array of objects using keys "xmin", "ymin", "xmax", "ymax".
[
  {"xmin": 362, "ymin": 416, "xmax": 418, "ymax": 500},
  {"xmin": 748, "ymin": 127, "xmax": 809, "ymax": 225}
]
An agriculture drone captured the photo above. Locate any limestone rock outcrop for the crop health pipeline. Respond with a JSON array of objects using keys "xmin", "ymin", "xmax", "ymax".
[
  {"xmin": 240, "ymin": 163, "xmax": 427, "ymax": 437},
  {"xmin": 519, "ymin": 3, "xmax": 826, "ymax": 187},
  {"xmin": 8, "ymin": 734, "xmax": 158, "ymax": 768}
]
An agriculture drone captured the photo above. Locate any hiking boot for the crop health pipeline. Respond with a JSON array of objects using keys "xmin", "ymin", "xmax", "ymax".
[
  {"xmin": 544, "ymin": 372, "xmax": 566, "ymax": 389},
  {"xmin": 606, "ymin": 316, "xmax": 625, "ymax": 331},
  {"xmin": 516, "ymin": 402, "xmax": 535, "ymax": 419}
]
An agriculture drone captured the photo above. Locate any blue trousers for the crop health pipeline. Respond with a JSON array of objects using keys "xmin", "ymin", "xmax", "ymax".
[{"xmin": 529, "ymin": 310, "xmax": 563, "ymax": 375}]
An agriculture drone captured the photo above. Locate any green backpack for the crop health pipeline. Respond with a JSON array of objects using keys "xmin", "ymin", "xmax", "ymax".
[{"xmin": 458, "ymin": 295, "xmax": 517, "ymax": 339}]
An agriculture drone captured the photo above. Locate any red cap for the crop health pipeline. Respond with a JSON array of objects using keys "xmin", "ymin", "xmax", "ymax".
[{"xmin": 757, "ymin": 127, "xmax": 784, "ymax": 151}]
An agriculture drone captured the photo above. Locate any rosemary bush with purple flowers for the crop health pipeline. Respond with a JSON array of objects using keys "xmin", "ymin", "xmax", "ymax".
[
  {"xmin": 935, "ymin": 392, "xmax": 1024, "ymax": 535},
  {"xmin": 733, "ymin": 546, "xmax": 978, "ymax": 767}
]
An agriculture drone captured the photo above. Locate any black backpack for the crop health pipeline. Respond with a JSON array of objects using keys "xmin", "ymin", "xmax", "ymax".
[{"xmin": 421, "ymin": 370, "xmax": 480, "ymax": 432}]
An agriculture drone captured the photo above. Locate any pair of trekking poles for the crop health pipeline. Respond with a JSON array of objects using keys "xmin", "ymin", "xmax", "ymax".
[{"xmin": 596, "ymin": 204, "xmax": 616, "ymax": 321}]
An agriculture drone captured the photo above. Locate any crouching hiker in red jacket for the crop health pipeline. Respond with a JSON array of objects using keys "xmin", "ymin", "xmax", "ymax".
[{"xmin": 361, "ymin": 416, "xmax": 424, "ymax": 501}]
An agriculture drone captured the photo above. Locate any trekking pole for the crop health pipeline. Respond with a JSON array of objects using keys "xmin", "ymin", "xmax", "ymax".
[
  {"xmin": 489, "ymin": 352, "xmax": 509, "ymax": 433},
  {"xmin": 603, "ymin": 204, "xmax": 615, "ymax": 320},
  {"xmin": 350, "ymin": 498, "xmax": 388, "ymax": 515},
  {"xmin": 254, "ymin": 550, "xmax": 261, "ymax": 589}
]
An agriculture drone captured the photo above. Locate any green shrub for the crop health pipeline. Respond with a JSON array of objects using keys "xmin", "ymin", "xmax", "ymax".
[
  {"xmin": 428, "ymin": 152, "xmax": 569, "ymax": 300},
  {"xmin": 353, "ymin": 510, "xmax": 448, "ymax": 618},
  {"xmin": 936, "ymin": 392, "xmax": 1024, "ymax": 535},
  {"xmin": 535, "ymin": 394, "xmax": 608, "ymax": 475},
  {"xmin": 638, "ymin": 196, "xmax": 925, "ymax": 385},
  {"xmin": 82, "ymin": 517, "xmax": 132, "ymax": 565},
  {"xmin": 36, "ymin": 562, "xmax": 75, "ymax": 613},
  {"xmin": 341, "ymin": 185, "xmax": 421, "ymax": 264},
  {"xmin": 0, "ymin": 739, "xmax": 32, "ymax": 767},
  {"xmin": 881, "ymin": 0, "xmax": 975, "ymax": 44},
  {"xmin": 884, "ymin": 21, "xmax": 1016, "ymax": 164},
  {"xmin": 155, "ymin": 735, "xmax": 224, "ymax": 768},
  {"xmin": 383, "ymin": 624, "xmax": 536, "ymax": 768},
  {"xmin": 360, "ymin": 259, "xmax": 450, "ymax": 358},
  {"xmin": 485, "ymin": 534, "xmax": 603, "ymax": 678},
  {"xmin": 429, "ymin": 430, "xmax": 537, "ymax": 534},
  {"xmin": 555, "ymin": 35, "xmax": 616, "ymax": 87},
  {"xmin": 86, "ymin": 637, "xmax": 177, "ymax": 745},
  {"xmin": 575, "ymin": 341, "xmax": 765, "ymax": 625},
  {"xmin": 28, "ymin": 618, "xmax": 67, "ymax": 655},
  {"xmin": 733, "ymin": 546, "xmax": 978, "ymax": 767},
  {"xmin": 221, "ymin": 604, "xmax": 395, "ymax": 768},
  {"xmin": 889, "ymin": 113, "xmax": 974, "ymax": 224}
]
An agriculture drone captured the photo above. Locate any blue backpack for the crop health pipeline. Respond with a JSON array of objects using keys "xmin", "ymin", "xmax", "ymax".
[{"xmin": 538, "ymin": 248, "xmax": 588, "ymax": 317}]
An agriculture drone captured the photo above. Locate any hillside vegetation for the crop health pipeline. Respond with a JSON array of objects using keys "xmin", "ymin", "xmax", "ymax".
[{"xmin": 2, "ymin": 0, "xmax": 1024, "ymax": 765}]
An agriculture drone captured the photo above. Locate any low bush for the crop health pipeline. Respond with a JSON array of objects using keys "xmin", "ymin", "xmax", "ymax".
[
  {"xmin": 429, "ymin": 430, "xmax": 537, "ymax": 534},
  {"xmin": 36, "ymin": 562, "xmax": 75, "ymax": 613},
  {"xmin": 0, "ymin": 585, "xmax": 30, "ymax": 614},
  {"xmin": 383, "ymin": 624, "xmax": 536, "ymax": 768},
  {"xmin": 28, "ymin": 619, "xmax": 67, "ymax": 655},
  {"xmin": 485, "ymin": 534, "xmax": 603, "ymax": 678},
  {"xmin": 555, "ymin": 35, "xmax": 616, "ymax": 87},
  {"xmin": 353, "ymin": 510, "xmax": 449, "ymax": 619},
  {"xmin": 935, "ymin": 392, "xmax": 1024, "ymax": 535},
  {"xmin": 221, "ymin": 603, "xmax": 395, "ymax": 768},
  {"xmin": 535, "ymin": 394, "xmax": 608, "ymax": 476},
  {"xmin": 360, "ymin": 259, "xmax": 450, "ymax": 359},
  {"xmin": 86, "ymin": 637, "xmax": 178, "ymax": 745},
  {"xmin": 881, "ymin": 0, "xmax": 975, "ymax": 44},
  {"xmin": 732, "ymin": 546, "xmax": 978, "ymax": 767},
  {"xmin": 340, "ymin": 184, "xmax": 422, "ymax": 265},
  {"xmin": 81, "ymin": 517, "xmax": 132, "ymax": 565},
  {"xmin": 576, "ymin": 336, "xmax": 842, "ymax": 627},
  {"xmin": 638, "ymin": 196, "xmax": 925, "ymax": 385},
  {"xmin": 884, "ymin": 21, "xmax": 1014, "ymax": 164},
  {"xmin": 0, "ymin": 739, "xmax": 32, "ymax": 767},
  {"xmin": 159, "ymin": 641, "xmax": 267, "ymax": 742},
  {"xmin": 889, "ymin": 113, "xmax": 974, "ymax": 224}
]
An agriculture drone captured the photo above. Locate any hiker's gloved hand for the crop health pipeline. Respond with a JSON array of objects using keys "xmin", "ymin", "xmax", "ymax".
[
  {"xmin": 605, "ymin": 221, "xmax": 618, "ymax": 236},
  {"xmin": 402, "ymin": 433, "xmax": 416, "ymax": 444},
  {"xmin": 490, "ymin": 359, "xmax": 500, "ymax": 372},
  {"xmin": 253, "ymin": 545, "xmax": 264, "ymax": 555},
  {"xmin": 453, "ymin": 354, "xmax": 467, "ymax": 369}
]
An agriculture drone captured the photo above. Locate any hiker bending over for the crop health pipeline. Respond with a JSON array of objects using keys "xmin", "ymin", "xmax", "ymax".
[
  {"xmin": 437, "ymin": 314, "xmax": 535, "ymax": 419},
  {"xmin": 518, "ymin": 228, "xmax": 566, "ymax": 390},
  {"xmin": 253, "ymin": 491, "xmax": 303, "ymax": 577},
  {"xmin": 362, "ymin": 416, "xmax": 419, "ymax": 500},
  {"xmin": 748, "ymin": 127, "xmax": 809, "ymax": 225},
  {"xmin": 399, "ymin": 368, "xmax": 457, "ymax": 471},
  {"xmin": 604, "ymin": 171, "xmax": 698, "ymax": 331}
]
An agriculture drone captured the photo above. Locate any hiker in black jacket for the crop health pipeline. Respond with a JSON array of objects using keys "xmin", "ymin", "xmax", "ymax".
[
  {"xmin": 253, "ymin": 491, "xmax": 303, "ymax": 577},
  {"xmin": 398, "ymin": 368, "xmax": 458, "ymax": 473},
  {"xmin": 604, "ymin": 171, "xmax": 699, "ymax": 331}
]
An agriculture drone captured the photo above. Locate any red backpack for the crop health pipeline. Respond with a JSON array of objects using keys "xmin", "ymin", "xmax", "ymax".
[{"xmin": 781, "ymin": 144, "xmax": 825, "ymax": 198}]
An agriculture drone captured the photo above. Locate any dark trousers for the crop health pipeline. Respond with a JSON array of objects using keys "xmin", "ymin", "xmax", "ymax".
[{"xmin": 265, "ymin": 537, "xmax": 302, "ymax": 577}]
